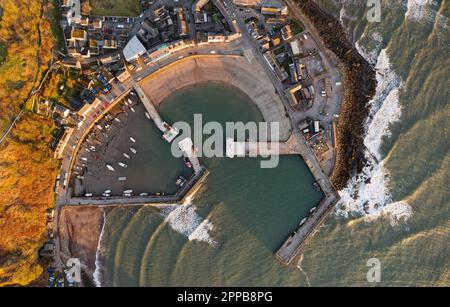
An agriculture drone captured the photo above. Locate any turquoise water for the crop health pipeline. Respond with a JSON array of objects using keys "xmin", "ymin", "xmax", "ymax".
[{"xmin": 99, "ymin": 84, "xmax": 324, "ymax": 286}]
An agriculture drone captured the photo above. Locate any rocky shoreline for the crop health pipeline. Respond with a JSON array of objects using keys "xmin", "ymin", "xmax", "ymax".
[{"xmin": 294, "ymin": 0, "xmax": 377, "ymax": 190}]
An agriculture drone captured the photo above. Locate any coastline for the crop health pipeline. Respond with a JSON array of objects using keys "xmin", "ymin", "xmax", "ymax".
[
  {"xmin": 58, "ymin": 206, "xmax": 104, "ymax": 286},
  {"xmin": 290, "ymin": 0, "xmax": 377, "ymax": 190}
]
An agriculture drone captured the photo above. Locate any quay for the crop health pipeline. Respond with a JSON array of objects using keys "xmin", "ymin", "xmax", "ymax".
[
  {"xmin": 225, "ymin": 129, "xmax": 340, "ymax": 265},
  {"xmin": 61, "ymin": 167, "xmax": 209, "ymax": 207},
  {"xmin": 275, "ymin": 133, "xmax": 339, "ymax": 265}
]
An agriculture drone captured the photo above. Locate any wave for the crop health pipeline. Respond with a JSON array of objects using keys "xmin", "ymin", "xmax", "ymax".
[
  {"xmin": 336, "ymin": 48, "xmax": 413, "ymax": 226},
  {"xmin": 161, "ymin": 204, "xmax": 218, "ymax": 247},
  {"xmin": 93, "ymin": 209, "xmax": 107, "ymax": 287}
]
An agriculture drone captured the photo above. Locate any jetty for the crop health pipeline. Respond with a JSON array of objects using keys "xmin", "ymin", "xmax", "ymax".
[{"xmin": 133, "ymin": 83, "xmax": 179, "ymax": 143}]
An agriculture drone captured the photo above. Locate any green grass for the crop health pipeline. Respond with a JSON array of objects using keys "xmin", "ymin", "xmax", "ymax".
[
  {"xmin": 0, "ymin": 42, "xmax": 7, "ymax": 65},
  {"xmin": 90, "ymin": 0, "xmax": 141, "ymax": 17},
  {"xmin": 51, "ymin": 0, "xmax": 66, "ymax": 51},
  {"xmin": 291, "ymin": 19, "xmax": 304, "ymax": 35}
]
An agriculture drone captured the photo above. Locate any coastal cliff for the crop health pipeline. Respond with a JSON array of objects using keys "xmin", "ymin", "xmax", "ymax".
[{"xmin": 293, "ymin": 0, "xmax": 377, "ymax": 190}]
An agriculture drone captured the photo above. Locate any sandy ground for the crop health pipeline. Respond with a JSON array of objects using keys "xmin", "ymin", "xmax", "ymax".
[
  {"xmin": 58, "ymin": 206, "xmax": 103, "ymax": 281},
  {"xmin": 140, "ymin": 56, "xmax": 293, "ymax": 141}
]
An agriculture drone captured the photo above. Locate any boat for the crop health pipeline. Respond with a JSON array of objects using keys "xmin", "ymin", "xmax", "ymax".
[
  {"xmin": 81, "ymin": 157, "xmax": 88, "ymax": 162},
  {"xmin": 184, "ymin": 157, "xmax": 192, "ymax": 168},
  {"xmin": 85, "ymin": 193, "xmax": 93, "ymax": 197},
  {"xmin": 299, "ymin": 218, "xmax": 307, "ymax": 226},
  {"xmin": 104, "ymin": 190, "xmax": 112, "ymax": 194},
  {"xmin": 118, "ymin": 177, "xmax": 127, "ymax": 181},
  {"xmin": 123, "ymin": 153, "xmax": 131, "ymax": 159},
  {"xmin": 130, "ymin": 137, "xmax": 136, "ymax": 143},
  {"xmin": 106, "ymin": 165, "xmax": 115, "ymax": 171},
  {"xmin": 102, "ymin": 193, "xmax": 111, "ymax": 197},
  {"xmin": 130, "ymin": 147, "xmax": 137, "ymax": 154},
  {"xmin": 114, "ymin": 118, "xmax": 121, "ymax": 123},
  {"xmin": 310, "ymin": 207, "xmax": 317, "ymax": 213},
  {"xmin": 145, "ymin": 112, "xmax": 151, "ymax": 119},
  {"xmin": 176, "ymin": 176, "xmax": 187, "ymax": 187},
  {"xmin": 127, "ymin": 99, "xmax": 133, "ymax": 105},
  {"xmin": 130, "ymin": 107, "xmax": 136, "ymax": 113},
  {"xmin": 140, "ymin": 193, "xmax": 149, "ymax": 197},
  {"xmin": 118, "ymin": 162, "xmax": 128, "ymax": 168}
]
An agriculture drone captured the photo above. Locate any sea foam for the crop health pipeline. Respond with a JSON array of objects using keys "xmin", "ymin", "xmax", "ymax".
[
  {"xmin": 93, "ymin": 210, "xmax": 107, "ymax": 287},
  {"xmin": 161, "ymin": 204, "xmax": 218, "ymax": 247},
  {"xmin": 336, "ymin": 48, "xmax": 413, "ymax": 226}
]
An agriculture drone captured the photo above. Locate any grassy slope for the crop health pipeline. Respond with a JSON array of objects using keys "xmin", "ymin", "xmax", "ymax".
[
  {"xmin": 90, "ymin": 0, "xmax": 141, "ymax": 17},
  {"xmin": 0, "ymin": 0, "xmax": 58, "ymax": 286}
]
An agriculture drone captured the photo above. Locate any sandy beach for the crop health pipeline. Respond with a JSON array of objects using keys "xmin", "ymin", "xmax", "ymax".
[
  {"xmin": 58, "ymin": 206, "xmax": 103, "ymax": 284},
  {"xmin": 139, "ymin": 56, "xmax": 293, "ymax": 141}
]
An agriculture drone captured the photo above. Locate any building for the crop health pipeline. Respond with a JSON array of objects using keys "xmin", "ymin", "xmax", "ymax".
[
  {"xmin": 103, "ymin": 39, "xmax": 118, "ymax": 49},
  {"xmin": 289, "ymin": 39, "xmax": 301, "ymax": 56},
  {"xmin": 116, "ymin": 69, "xmax": 131, "ymax": 83},
  {"xmin": 289, "ymin": 63, "xmax": 298, "ymax": 84},
  {"xmin": 69, "ymin": 28, "xmax": 87, "ymax": 42},
  {"xmin": 281, "ymin": 25, "xmax": 293, "ymax": 41},
  {"xmin": 232, "ymin": 0, "xmax": 262, "ymax": 6},
  {"xmin": 193, "ymin": 0, "xmax": 210, "ymax": 12},
  {"xmin": 62, "ymin": 0, "xmax": 81, "ymax": 26},
  {"xmin": 123, "ymin": 36, "xmax": 147, "ymax": 62},
  {"xmin": 147, "ymin": 40, "xmax": 194, "ymax": 63},
  {"xmin": 175, "ymin": 7, "xmax": 189, "ymax": 37},
  {"xmin": 260, "ymin": 0, "xmax": 288, "ymax": 16}
]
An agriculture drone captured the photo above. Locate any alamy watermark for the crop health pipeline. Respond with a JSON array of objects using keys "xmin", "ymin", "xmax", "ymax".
[
  {"xmin": 366, "ymin": 258, "xmax": 381, "ymax": 283},
  {"xmin": 65, "ymin": 258, "xmax": 82, "ymax": 283},
  {"xmin": 170, "ymin": 114, "xmax": 281, "ymax": 169}
]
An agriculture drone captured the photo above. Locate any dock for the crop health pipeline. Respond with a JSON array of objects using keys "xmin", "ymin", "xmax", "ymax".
[
  {"xmin": 178, "ymin": 137, "xmax": 202, "ymax": 174},
  {"xmin": 133, "ymin": 83, "xmax": 179, "ymax": 143},
  {"xmin": 226, "ymin": 134, "xmax": 302, "ymax": 157},
  {"xmin": 224, "ymin": 130, "xmax": 340, "ymax": 265},
  {"xmin": 60, "ymin": 167, "xmax": 209, "ymax": 207},
  {"xmin": 274, "ymin": 133, "xmax": 339, "ymax": 265}
]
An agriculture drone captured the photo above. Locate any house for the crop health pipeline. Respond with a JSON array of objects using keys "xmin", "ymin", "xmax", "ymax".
[
  {"xmin": 62, "ymin": 0, "xmax": 82, "ymax": 26},
  {"xmin": 260, "ymin": 0, "xmax": 288, "ymax": 16},
  {"xmin": 69, "ymin": 28, "xmax": 87, "ymax": 42}
]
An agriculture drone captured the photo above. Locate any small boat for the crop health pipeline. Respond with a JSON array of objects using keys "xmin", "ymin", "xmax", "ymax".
[
  {"xmin": 102, "ymin": 193, "xmax": 111, "ymax": 197},
  {"xmin": 299, "ymin": 218, "xmax": 307, "ymax": 226},
  {"xmin": 145, "ymin": 112, "xmax": 151, "ymax": 119},
  {"xmin": 123, "ymin": 153, "xmax": 131, "ymax": 159},
  {"xmin": 123, "ymin": 190, "xmax": 133, "ymax": 196},
  {"xmin": 310, "ymin": 207, "xmax": 317, "ymax": 213},
  {"xmin": 96, "ymin": 125, "xmax": 103, "ymax": 131},
  {"xmin": 106, "ymin": 165, "xmax": 115, "ymax": 171},
  {"xmin": 130, "ymin": 92, "xmax": 136, "ymax": 96},
  {"xmin": 114, "ymin": 118, "xmax": 121, "ymax": 123},
  {"xmin": 85, "ymin": 193, "xmax": 93, "ymax": 197},
  {"xmin": 127, "ymin": 99, "xmax": 133, "ymax": 105},
  {"xmin": 176, "ymin": 176, "xmax": 187, "ymax": 187},
  {"xmin": 184, "ymin": 157, "xmax": 192, "ymax": 168},
  {"xmin": 118, "ymin": 177, "xmax": 127, "ymax": 181},
  {"xmin": 104, "ymin": 190, "xmax": 112, "ymax": 194},
  {"xmin": 81, "ymin": 157, "xmax": 88, "ymax": 162},
  {"xmin": 130, "ymin": 147, "xmax": 137, "ymax": 154},
  {"xmin": 140, "ymin": 193, "xmax": 149, "ymax": 197},
  {"xmin": 130, "ymin": 137, "xmax": 136, "ymax": 143},
  {"xmin": 118, "ymin": 162, "xmax": 128, "ymax": 168},
  {"xmin": 130, "ymin": 107, "xmax": 136, "ymax": 113}
]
